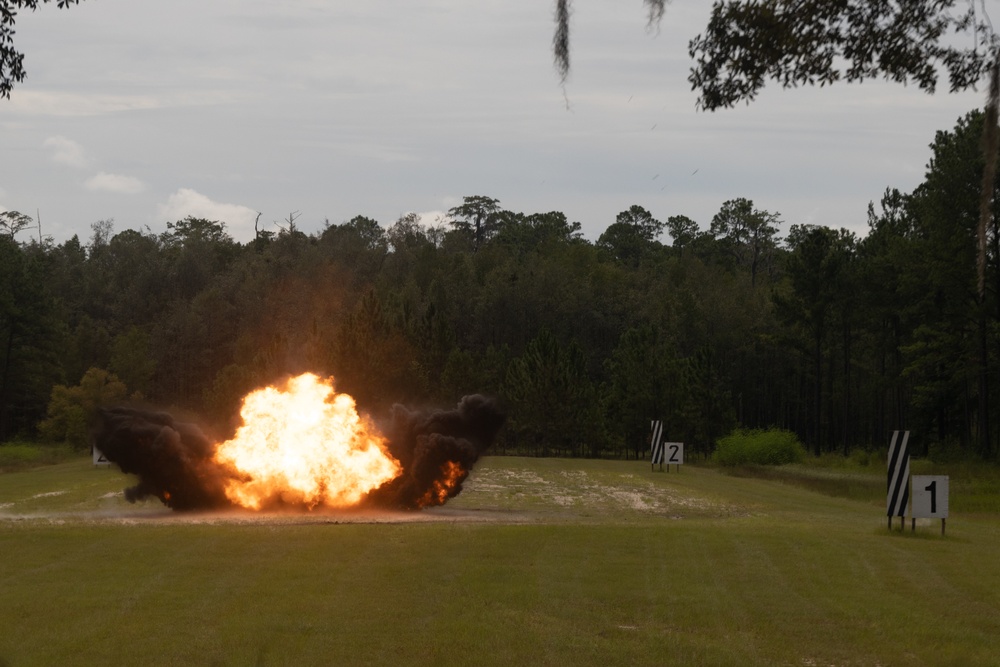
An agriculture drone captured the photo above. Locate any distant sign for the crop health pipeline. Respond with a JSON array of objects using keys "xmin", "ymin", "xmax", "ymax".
[
  {"xmin": 663, "ymin": 442, "xmax": 684, "ymax": 466},
  {"xmin": 650, "ymin": 420, "xmax": 665, "ymax": 468},
  {"xmin": 92, "ymin": 445, "xmax": 110, "ymax": 467},
  {"xmin": 911, "ymin": 475, "xmax": 949, "ymax": 519}
]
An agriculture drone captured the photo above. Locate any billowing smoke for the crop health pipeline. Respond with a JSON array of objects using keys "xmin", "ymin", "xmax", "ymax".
[
  {"xmin": 94, "ymin": 395, "xmax": 505, "ymax": 512},
  {"xmin": 96, "ymin": 407, "xmax": 232, "ymax": 510},
  {"xmin": 364, "ymin": 394, "xmax": 507, "ymax": 509}
]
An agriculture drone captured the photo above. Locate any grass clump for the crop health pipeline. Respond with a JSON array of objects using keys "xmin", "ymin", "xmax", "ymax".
[{"xmin": 713, "ymin": 427, "xmax": 806, "ymax": 466}]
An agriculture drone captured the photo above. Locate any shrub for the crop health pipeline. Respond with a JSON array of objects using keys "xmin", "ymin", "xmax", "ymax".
[
  {"xmin": 37, "ymin": 368, "xmax": 128, "ymax": 449},
  {"xmin": 713, "ymin": 427, "xmax": 806, "ymax": 466}
]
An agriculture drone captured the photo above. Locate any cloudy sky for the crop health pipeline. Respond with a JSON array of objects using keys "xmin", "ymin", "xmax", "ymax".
[{"xmin": 2, "ymin": 0, "xmax": 991, "ymax": 245}]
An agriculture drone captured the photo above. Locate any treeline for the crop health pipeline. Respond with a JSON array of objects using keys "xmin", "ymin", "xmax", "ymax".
[{"xmin": 1, "ymin": 110, "xmax": 998, "ymax": 460}]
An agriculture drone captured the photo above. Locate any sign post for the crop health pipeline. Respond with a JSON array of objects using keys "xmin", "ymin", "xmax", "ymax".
[{"xmin": 886, "ymin": 430, "xmax": 910, "ymax": 531}]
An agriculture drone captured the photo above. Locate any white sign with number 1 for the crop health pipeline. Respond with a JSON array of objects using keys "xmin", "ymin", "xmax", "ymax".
[{"xmin": 911, "ymin": 475, "xmax": 949, "ymax": 519}]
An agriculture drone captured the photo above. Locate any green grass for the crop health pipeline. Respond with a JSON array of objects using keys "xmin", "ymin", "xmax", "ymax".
[
  {"xmin": 728, "ymin": 454, "xmax": 1000, "ymax": 515},
  {"xmin": 2, "ymin": 456, "xmax": 1000, "ymax": 665},
  {"xmin": 0, "ymin": 441, "xmax": 77, "ymax": 471}
]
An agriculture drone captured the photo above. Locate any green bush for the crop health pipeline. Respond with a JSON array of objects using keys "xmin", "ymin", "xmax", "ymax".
[
  {"xmin": 37, "ymin": 368, "xmax": 128, "ymax": 450},
  {"xmin": 713, "ymin": 427, "xmax": 806, "ymax": 466}
]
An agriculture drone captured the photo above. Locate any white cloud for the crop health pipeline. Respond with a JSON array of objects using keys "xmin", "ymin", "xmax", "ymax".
[
  {"xmin": 43, "ymin": 136, "xmax": 90, "ymax": 168},
  {"xmin": 415, "ymin": 210, "xmax": 450, "ymax": 228},
  {"xmin": 85, "ymin": 172, "xmax": 147, "ymax": 194},
  {"xmin": 157, "ymin": 188, "xmax": 259, "ymax": 240}
]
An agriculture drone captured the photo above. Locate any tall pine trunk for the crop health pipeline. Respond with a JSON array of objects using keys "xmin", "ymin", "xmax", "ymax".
[{"xmin": 976, "ymin": 57, "xmax": 999, "ymax": 458}]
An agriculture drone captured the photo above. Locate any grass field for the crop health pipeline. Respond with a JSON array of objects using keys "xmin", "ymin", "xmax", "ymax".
[{"xmin": 2, "ymin": 454, "xmax": 999, "ymax": 666}]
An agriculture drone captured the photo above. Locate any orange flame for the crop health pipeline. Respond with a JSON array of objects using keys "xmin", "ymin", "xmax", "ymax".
[
  {"xmin": 416, "ymin": 460, "xmax": 466, "ymax": 508},
  {"xmin": 212, "ymin": 373, "xmax": 400, "ymax": 510}
]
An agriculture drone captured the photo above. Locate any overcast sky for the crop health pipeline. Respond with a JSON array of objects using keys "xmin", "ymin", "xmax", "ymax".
[{"xmin": 2, "ymin": 0, "xmax": 991, "ymax": 245}]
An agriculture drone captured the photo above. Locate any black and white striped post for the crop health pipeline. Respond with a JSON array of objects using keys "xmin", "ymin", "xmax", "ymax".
[
  {"xmin": 650, "ymin": 420, "xmax": 665, "ymax": 472},
  {"xmin": 886, "ymin": 430, "xmax": 910, "ymax": 530}
]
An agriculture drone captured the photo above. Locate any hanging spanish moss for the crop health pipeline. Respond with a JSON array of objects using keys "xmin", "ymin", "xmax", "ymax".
[
  {"xmin": 552, "ymin": 1, "xmax": 669, "ymax": 82},
  {"xmin": 553, "ymin": 0, "xmax": 571, "ymax": 83},
  {"xmin": 645, "ymin": 0, "xmax": 667, "ymax": 28}
]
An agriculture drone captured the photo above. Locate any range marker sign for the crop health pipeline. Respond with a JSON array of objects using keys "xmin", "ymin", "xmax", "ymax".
[
  {"xmin": 92, "ymin": 445, "xmax": 110, "ymax": 467},
  {"xmin": 911, "ymin": 474, "xmax": 949, "ymax": 536},
  {"xmin": 911, "ymin": 475, "xmax": 949, "ymax": 519},
  {"xmin": 886, "ymin": 430, "xmax": 910, "ymax": 526},
  {"xmin": 663, "ymin": 442, "xmax": 684, "ymax": 467},
  {"xmin": 650, "ymin": 420, "xmax": 665, "ymax": 470}
]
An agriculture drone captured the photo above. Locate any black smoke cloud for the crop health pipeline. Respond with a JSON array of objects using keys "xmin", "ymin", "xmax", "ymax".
[
  {"xmin": 95, "ymin": 407, "xmax": 232, "ymax": 510},
  {"xmin": 364, "ymin": 394, "xmax": 507, "ymax": 509},
  {"xmin": 94, "ymin": 396, "xmax": 505, "ymax": 512}
]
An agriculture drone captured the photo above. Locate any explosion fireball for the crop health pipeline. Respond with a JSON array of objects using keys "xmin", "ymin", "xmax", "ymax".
[
  {"xmin": 95, "ymin": 373, "xmax": 505, "ymax": 512},
  {"xmin": 214, "ymin": 374, "xmax": 400, "ymax": 510}
]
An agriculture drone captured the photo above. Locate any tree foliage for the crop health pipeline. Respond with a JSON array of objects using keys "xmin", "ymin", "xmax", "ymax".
[
  {"xmin": 710, "ymin": 198, "xmax": 781, "ymax": 287},
  {"xmin": 0, "ymin": 0, "xmax": 82, "ymax": 98},
  {"xmin": 448, "ymin": 196, "xmax": 501, "ymax": 252},
  {"xmin": 503, "ymin": 329, "xmax": 599, "ymax": 456},
  {"xmin": 1, "ymin": 107, "xmax": 998, "ymax": 459},
  {"xmin": 597, "ymin": 205, "xmax": 665, "ymax": 267},
  {"xmin": 37, "ymin": 367, "xmax": 126, "ymax": 449},
  {"xmin": 6, "ymin": 0, "xmax": 995, "ymax": 115},
  {"xmin": 688, "ymin": 0, "xmax": 997, "ymax": 110},
  {"xmin": 0, "ymin": 210, "xmax": 33, "ymax": 238}
]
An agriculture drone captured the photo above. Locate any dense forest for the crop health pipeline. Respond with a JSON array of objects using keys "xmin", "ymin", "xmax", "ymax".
[{"xmin": 2, "ymin": 110, "xmax": 999, "ymax": 461}]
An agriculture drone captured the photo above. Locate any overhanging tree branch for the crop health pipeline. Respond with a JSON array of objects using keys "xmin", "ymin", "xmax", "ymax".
[
  {"xmin": 687, "ymin": 0, "xmax": 999, "ymax": 111},
  {"xmin": 0, "ymin": 0, "xmax": 82, "ymax": 98}
]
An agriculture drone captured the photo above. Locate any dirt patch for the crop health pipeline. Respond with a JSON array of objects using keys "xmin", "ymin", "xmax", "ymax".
[
  {"xmin": 0, "ymin": 505, "xmax": 532, "ymax": 527},
  {"xmin": 1, "ymin": 458, "xmax": 739, "ymax": 525},
  {"xmin": 454, "ymin": 464, "xmax": 738, "ymax": 521},
  {"xmin": 31, "ymin": 491, "xmax": 67, "ymax": 499}
]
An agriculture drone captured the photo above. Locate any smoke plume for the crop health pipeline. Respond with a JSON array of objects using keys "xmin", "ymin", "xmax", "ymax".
[
  {"xmin": 365, "ymin": 394, "xmax": 507, "ymax": 509},
  {"xmin": 95, "ymin": 407, "xmax": 231, "ymax": 510}
]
